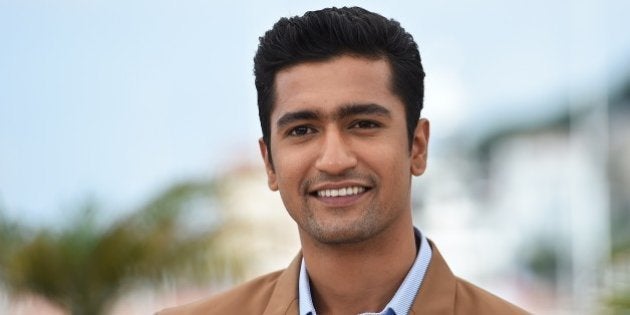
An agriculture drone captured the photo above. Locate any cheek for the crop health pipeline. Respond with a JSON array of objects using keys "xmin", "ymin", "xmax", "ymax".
[
  {"xmin": 273, "ymin": 149, "xmax": 311, "ymax": 188},
  {"xmin": 363, "ymin": 142, "xmax": 411, "ymax": 175}
]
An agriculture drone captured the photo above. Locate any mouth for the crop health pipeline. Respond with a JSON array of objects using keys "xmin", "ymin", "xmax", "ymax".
[
  {"xmin": 312, "ymin": 186, "xmax": 367, "ymax": 198},
  {"xmin": 308, "ymin": 183, "xmax": 373, "ymax": 202},
  {"xmin": 308, "ymin": 185, "xmax": 372, "ymax": 207}
]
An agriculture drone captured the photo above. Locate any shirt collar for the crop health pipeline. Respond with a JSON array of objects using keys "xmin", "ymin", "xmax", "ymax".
[
  {"xmin": 298, "ymin": 254, "xmax": 316, "ymax": 315},
  {"xmin": 299, "ymin": 228, "xmax": 433, "ymax": 315}
]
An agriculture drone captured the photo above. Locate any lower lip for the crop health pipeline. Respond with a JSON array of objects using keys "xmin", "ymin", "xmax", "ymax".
[{"xmin": 312, "ymin": 190, "xmax": 369, "ymax": 207}]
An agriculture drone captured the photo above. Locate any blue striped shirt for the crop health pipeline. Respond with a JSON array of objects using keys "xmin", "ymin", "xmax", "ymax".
[{"xmin": 299, "ymin": 228, "xmax": 432, "ymax": 315}]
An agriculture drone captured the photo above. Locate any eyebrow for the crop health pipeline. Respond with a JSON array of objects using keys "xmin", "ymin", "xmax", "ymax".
[
  {"xmin": 276, "ymin": 110, "xmax": 320, "ymax": 129},
  {"xmin": 275, "ymin": 103, "xmax": 391, "ymax": 129},
  {"xmin": 337, "ymin": 103, "xmax": 391, "ymax": 120}
]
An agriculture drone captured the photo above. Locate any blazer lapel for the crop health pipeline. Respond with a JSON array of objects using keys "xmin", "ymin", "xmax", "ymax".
[
  {"xmin": 263, "ymin": 253, "xmax": 302, "ymax": 315},
  {"xmin": 409, "ymin": 239, "xmax": 457, "ymax": 315}
]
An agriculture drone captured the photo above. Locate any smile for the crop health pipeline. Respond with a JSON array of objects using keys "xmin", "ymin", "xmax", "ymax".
[{"xmin": 316, "ymin": 186, "xmax": 366, "ymax": 197}]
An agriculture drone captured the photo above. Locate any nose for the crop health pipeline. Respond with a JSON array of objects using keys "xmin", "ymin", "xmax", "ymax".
[{"xmin": 315, "ymin": 129, "xmax": 357, "ymax": 175}]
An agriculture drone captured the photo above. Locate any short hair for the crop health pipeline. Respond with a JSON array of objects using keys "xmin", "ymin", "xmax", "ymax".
[{"xmin": 254, "ymin": 6, "xmax": 425, "ymax": 161}]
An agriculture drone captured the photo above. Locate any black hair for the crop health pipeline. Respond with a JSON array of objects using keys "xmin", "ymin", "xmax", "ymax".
[{"xmin": 254, "ymin": 6, "xmax": 425, "ymax": 161}]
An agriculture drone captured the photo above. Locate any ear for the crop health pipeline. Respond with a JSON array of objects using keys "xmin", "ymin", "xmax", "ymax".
[
  {"xmin": 259, "ymin": 138, "xmax": 279, "ymax": 191},
  {"xmin": 410, "ymin": 118, "xmax": 430, "ymax": 176}
]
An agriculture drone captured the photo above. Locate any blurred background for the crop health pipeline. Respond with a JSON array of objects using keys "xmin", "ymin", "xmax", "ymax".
[{"xmin": 1, "ymin": 0, "xmax": 629, "ymax": 314}]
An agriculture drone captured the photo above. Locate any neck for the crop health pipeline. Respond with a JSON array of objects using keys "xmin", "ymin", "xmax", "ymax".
[{"xmin": 300, "ymin": 219, "xmax": 416, "ymax": 315}]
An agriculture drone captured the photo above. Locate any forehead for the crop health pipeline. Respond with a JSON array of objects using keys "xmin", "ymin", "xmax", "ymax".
[{"xmin": 271, "ymin": 55, "xmax": 402, "ymax": 122}]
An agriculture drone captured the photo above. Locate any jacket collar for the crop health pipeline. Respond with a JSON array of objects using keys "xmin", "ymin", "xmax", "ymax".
[
  {"xmin": 409, "ymin": 239, "xmax": 456, "ymax": 314},
  {"xmin": 262, "ymin": 239, "xmax": 456, "ymax": 315},
  {"xmin": 263, "ymin": 253, "xmax": 301, "ymax": 315}
]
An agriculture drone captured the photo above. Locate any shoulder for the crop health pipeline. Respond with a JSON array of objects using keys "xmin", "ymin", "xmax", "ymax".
[
  {"xmin": 157, "ymin": 269, "xmax": 285, "ymax": 315},
  {"xmin": 454, "ymin": 277, "xmax": 529, "ymax": 314}
]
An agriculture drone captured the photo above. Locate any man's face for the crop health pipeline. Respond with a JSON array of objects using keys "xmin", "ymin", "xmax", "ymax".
[{"xmin": 259, "ymin": 55, "xmax": 429, "ymax": 245}]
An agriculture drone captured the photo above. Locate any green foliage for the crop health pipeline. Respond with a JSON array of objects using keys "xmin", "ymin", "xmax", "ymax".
[
  {"xmin": 602, "ymin": 248, "xmax": 630, "ymax": 315},
  {"xmin": 0, "ymin": 180, "xmax": 244, "ymax": 315},
  {"xmin": 606, "ymin": 291, "xmax": 630, "ymax": 314}
]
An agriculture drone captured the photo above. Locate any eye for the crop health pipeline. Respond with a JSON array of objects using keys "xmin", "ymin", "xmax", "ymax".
[
  {"xmin": 288, "ymin": 125, "xmax": 315, "ymax": 136},
  {"xmin": 351, "ymin": 120, "xmax": 380, "ymax": 129}
]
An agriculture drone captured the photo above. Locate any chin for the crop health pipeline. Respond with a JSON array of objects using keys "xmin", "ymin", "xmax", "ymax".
[{"xmin": 306, "ymin": 221, "xmax": 379, "ymax": 245}]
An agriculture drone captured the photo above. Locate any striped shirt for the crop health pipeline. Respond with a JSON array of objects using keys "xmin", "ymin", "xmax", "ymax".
[{"xmin": 299, "ymin": 228, "xmax": 432, "ymax": 315}]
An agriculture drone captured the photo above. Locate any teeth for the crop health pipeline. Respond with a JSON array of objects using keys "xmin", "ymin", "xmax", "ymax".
[{"xmin": 317, "ymin": 186, "xmax": 365, "ymax": 197}]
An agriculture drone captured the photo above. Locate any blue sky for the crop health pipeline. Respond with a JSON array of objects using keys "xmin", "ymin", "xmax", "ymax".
[{"xmin": 1, "ymin": 0, "xmax": 629, "ymax": 225}]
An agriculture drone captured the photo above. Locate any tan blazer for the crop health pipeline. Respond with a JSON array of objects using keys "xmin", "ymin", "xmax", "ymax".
[{"xmin": 158, "ymin": 240, "xmax": 528, "ymax": 314}]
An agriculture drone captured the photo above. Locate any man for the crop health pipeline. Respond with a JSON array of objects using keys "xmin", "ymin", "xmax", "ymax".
[{"xmin": 159, "ymin": 7, "xmax": 527, "ymax": 314}]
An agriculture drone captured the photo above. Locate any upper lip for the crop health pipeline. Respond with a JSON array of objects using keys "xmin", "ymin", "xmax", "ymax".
[{"xmin": 308, "ymin": 181, "xmax": 372, "ymax": 194}]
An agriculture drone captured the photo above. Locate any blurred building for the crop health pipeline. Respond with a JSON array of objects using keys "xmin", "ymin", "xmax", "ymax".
[{"xmin": 421, "ymin": 76, "xmax": 630, "ymax": 314}]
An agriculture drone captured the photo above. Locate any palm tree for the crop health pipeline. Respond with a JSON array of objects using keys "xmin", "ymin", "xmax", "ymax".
[{"xmin": 0, "ymin": 180, "xmax": 245, "ymax": 315}]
